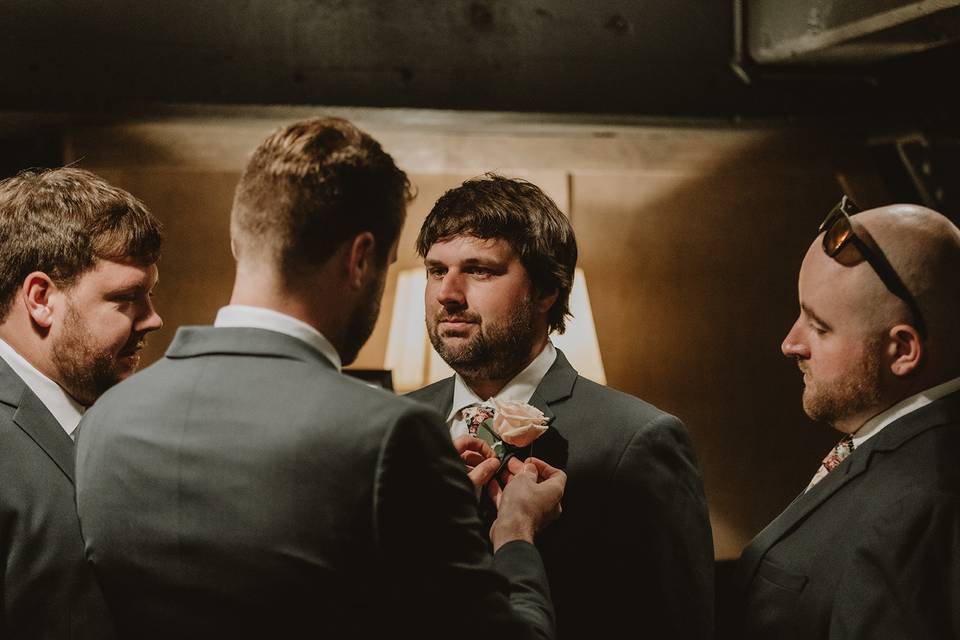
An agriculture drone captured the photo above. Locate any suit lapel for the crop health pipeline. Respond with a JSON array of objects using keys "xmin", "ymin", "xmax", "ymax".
[
  {"xmin": 738, "ymin": 390, "xmax": 960, "ymax": 589},
  {"xmin": 0, "ymin": 359, "xmax": 76, "ymax": 484},
  {"xmin": 520, "ymin": 350, "xmax": 577, "ymax": 468}
]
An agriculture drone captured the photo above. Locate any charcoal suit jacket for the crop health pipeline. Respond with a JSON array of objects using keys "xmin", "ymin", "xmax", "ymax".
[
  {"xmin": 75, "ymin": 327, "xmax": 555, "ymax": 640},
  {"xmin": 0, "ymin": 358, "xmax": 113, "ymax": 639},
  {"xmin": 409, "ymin": 349, "xmax": 715, "ymax": 638},
  {"xmin": 736, "ymin": 389, "xmax": 960, "ymax": 639}
]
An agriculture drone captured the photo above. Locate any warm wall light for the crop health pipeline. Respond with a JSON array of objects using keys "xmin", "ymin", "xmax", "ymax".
[{"xmin": 385, "ymin": 267, "xmax": 605, "ymax": 392}]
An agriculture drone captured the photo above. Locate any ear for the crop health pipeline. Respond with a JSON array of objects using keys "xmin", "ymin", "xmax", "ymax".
[
  {"xmin": 346, "ymin": 232, "xmax": 377, "ymax": 291},
  {"xmin": 887, "ymin": 323, "xmax": 923, "ymax": 377},
  {"xmin": 535, "ymin": 286, "xmax": 559, "ymax": 315},
  {"xmin": 22, "ymin": 272, "xmax": 57, "ymax": 329}
]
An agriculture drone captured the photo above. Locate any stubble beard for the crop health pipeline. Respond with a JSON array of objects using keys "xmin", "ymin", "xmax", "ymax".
[
  {"xmin": 800, "ymin": 339, "xmax": 885, "ymax": 429},
  {"xmin": 52, "ymin": 303, "xmax": 137, "ymax": 406},
  {"xmin": 340, "ymin": 267, "xmax": 387, "ymax": 367},
  {"xmin": 428, "ymin": 294, "xmax": 540, "ymax": 384}
]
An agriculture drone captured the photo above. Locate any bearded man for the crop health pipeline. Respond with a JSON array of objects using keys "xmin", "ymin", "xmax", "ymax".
[
  {"xmin": 736, "ymin": 199, "xmax": 960, "ymax": 638},
  {"xmin": 0, "ymin": 167, "xmax": 163, "ymax": 639},
  {"xmin": 409, "ymin": 174, "xmax": 714, "ymax": 638}
]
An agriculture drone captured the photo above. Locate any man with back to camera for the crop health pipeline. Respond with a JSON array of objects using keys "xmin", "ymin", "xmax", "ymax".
[
  {"xmin": 736, "ymin": 198, "xmax": 960, "ymax": 638},
  {"xmin": 74, "ymin": 118, "xmax": 566, "ymax": 640},
  {"xmin": 0, "ymin": 167, "xmax": 163, "ymax": 638},
  {"xmin": 408, "ymin": 174, "xmax": 715, "ymax": 638}
]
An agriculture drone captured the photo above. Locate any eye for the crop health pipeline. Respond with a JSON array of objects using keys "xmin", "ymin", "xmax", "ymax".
[
  {"xmin": 426, "ymin": 266, "xmax": 446, "ymax": 279},
  {"xmin": 465, "ymin": 266, "xmax": 492, "ymax": 278}
]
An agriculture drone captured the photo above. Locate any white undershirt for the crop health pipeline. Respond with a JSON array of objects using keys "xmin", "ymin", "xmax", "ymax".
[
  {"xmin": 852, "ymin": 375, "xmax": 960, "ymax": 448},
  {"xmin": 0, "ymin": 338, "xmax": 84, "ymax": 439},
  {"xmin": 447, "ymin": 341, "xmax": 557, "ymax": 439},
  {"xmin": 214, "ymin": 305, "xmax": 342, "ymax": 371}
]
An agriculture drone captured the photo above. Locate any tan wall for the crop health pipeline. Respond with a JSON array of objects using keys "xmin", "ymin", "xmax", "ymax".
[{"xmin": 65, "ymin": 110, "xmax": 871, "ymax": 559}]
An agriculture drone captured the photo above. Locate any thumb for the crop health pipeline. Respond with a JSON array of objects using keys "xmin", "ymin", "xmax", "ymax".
[{"xmin": 521, "ymin": 462, "xmax": 539, "ymax": 480}]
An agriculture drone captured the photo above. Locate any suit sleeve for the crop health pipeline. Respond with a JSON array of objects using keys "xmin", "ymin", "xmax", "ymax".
[
  {"xmin": 611, "ymin": 413, "xmax": 715, "ymax": 640},
  {"xmin": 372, "ymin": 404, "xmax": 554, "ymax": 640},
  {"xmin": 830, "ymin": 490, "xmax": 960, "ymax": 639}
]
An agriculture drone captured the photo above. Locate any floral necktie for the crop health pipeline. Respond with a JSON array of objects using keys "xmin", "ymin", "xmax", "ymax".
[
  {"xmin": 460, "ymin": 403, "xmax": 495, "ymax": 437},
  {"xmin": 805, "ymin": 434, "xmax": 855, "ymax": 492}
]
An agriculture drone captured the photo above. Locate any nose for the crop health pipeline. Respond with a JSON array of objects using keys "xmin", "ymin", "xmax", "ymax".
[
  {"xmin": 781, "ymin": 315, "xmax": 809, "ymax": 359},
  {"xmin": 434, "ymin": 272, "xmax": 466, "ymax": 310},
  {"xmin": 137, "ymin": 299, "xmax": 163, "ymax": 333}
]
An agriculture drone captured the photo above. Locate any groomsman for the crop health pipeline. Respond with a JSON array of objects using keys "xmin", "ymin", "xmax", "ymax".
[
  {"xmin": 75, "ymin": 118, "xmax": 565, "ymax": 640},
  {"xmin": 0, "ymin": 168, "xmax": 163, "ymax": 638},
  {"xmin": 409, "ymin": 174, "xmax": 714, "ymax": 638},
  {"xmin": 737, "ymin": 200, "xmax": 960, "ymax": 638}
]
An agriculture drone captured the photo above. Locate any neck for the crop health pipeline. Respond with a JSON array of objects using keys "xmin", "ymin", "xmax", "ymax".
[
  {"xmin": 461, "ymin": 334, "xmax": 549, "ymax": 400},
  {"xmin": 0, "ymin": 317, "xmax": 60, "ymax": 387},
  {"xmin": 229, "ymin": 261, "xmax": 344, "ymax": 352}
]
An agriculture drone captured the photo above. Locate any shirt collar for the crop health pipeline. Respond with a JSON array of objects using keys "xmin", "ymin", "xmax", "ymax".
[
  {"xmin": 0, "ymin": 337, "xmax": 85, "ymax": 438},
  {"xmin": 853, "ymin": 375, "xmax": 960, "ymax": 447},
  {"xmin": 447, "ymin": 341, "xmax": 557, "ymax": 423},
  {"xmin": 214, "ymin": 305, "xmax": 342, "ymax": 371}
]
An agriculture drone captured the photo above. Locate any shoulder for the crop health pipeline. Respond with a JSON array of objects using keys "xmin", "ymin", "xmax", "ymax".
[
  {"xmin": 563, "ymin": 375, "xmax": 683, "ymax": 433},
  {"xmin": 406, "ymin": 376, "xmax": 454, "ymax": 407}
]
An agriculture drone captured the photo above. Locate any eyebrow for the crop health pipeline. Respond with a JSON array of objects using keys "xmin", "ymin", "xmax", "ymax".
[{"xmin": 424, "ymin": 256, "xmax": 506, "ymax": 268}]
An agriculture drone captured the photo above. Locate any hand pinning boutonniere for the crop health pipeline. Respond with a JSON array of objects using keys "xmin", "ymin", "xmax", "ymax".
[{"xmin": 474, "ymin": 398, "xmax": 551, "ymax": 473}]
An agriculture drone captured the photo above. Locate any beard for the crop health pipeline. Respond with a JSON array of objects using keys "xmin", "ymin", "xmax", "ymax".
[
  {"xmin": 340, "ymin": 266, "xmax": 387, "ymax": 367},
  {"xmin": 427, "ymin": 293, "xmax": 540, "ymax": 382},
  {"xmin": 52, "ymin": 303, "xmax": 143, "ymax": 406},
  {"xmin": 800, "ymin": 339, "xmax": 885, "ymax": 428}
]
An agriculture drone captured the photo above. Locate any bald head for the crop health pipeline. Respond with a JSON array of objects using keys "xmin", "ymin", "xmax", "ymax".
[{"xmin": 853, "ymin": 205, "xmax": 960, "ymax": 371}]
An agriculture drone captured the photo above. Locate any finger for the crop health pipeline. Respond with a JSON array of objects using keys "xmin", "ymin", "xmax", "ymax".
[
  {"xmin": 453, "ymin": 436, "xmax": 494, "ymax": 458},
  {"xmin": 461, "ymin": 451, "xmax": 487, "ymax": 468},
  {"xmin": 521, "ymin": 462, "xmax": 540, "ymax": 480},
  {"xmin": 487, "ymin": 478, "xmax": 503, "ymax": 509},
  {"xmin": 524, "ymin": 457, "xmax": 563, "ymax": 480},
  {"xmin": 468, "ymin": 457, "xmax": 501, "ymax": 489},
  {"xmin": 505, "ymin": 456, "xmax": 525, "ymax": 476}
]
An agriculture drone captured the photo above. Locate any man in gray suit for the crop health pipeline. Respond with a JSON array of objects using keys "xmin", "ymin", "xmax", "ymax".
[
  {"xmin": 736, "ymin": 200, "xmax": 960, "ymax": 638},
  {"xmin": 76, "ymin": 118, "xmax": 566, "ymax": 640},
  {"xmin": 0, "ymin": 167, "xmax": 163, "ymax": 638},
  {"xmin": 408, "ymin": 175, "xmax": 714, "ymax": 638}
]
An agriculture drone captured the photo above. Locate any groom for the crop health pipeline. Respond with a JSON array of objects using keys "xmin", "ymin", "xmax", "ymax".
[{"xmin": 409, "ymin": 174, "xmax": 715, "ymax": 638}]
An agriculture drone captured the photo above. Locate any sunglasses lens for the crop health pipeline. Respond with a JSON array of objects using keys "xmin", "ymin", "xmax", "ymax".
[{"xmin": 823, "ymin": 212, "xmax": 851, "ymax": 256}]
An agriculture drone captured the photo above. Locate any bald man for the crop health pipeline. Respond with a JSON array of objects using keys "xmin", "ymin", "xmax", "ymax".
[{"xmin": 736, "ymin": 199, "xmax": 960, "ymax": 639}]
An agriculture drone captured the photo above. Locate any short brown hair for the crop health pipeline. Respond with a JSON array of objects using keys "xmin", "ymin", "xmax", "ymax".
[
  {"xmin": 0, "ymin": 167, "xmax": 163, "ymax": 321},
  {"xmin": 416, "ymin": 174, "xmax": 578, "ymax": 334},
  {"xmin": 231, "ymin": 117, "xmax": 412, "ymax": 277}
]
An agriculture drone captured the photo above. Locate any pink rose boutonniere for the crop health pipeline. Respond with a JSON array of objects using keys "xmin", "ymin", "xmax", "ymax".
[{"xmin": 475, "ymin": 398, "xmax": 551, "ymax": 464}]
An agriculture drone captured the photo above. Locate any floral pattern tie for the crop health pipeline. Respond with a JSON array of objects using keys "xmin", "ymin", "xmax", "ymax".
[
  {"xmin": 460, "ymin": 403, "xmax": 495, "ymax": 437},
  {"xmin": 805, "ymin": 434, "xmax": 855, "ymax": 491}
]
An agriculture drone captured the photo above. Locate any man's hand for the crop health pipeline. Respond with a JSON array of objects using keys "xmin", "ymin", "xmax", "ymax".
[
  {"xmin": 489, "ymin": 457, "xmax": 566, "ymax": 552},
  {"xmin": 453, "ymin": 436, "xmax": 501, "ymax": 500}
]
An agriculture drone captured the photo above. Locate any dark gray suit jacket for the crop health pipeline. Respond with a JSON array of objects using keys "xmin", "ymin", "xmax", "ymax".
[
  {"xmin": 75, "ymin": 327, "xmax": 554, "ymax": 640},
  {"xmin": 736, "ymin": 389, "xmax": 960, "ymax": 639},
  {"xmin": 409, "ymin": 350, "xmax": 714, "ymax": 638},
  {"xmin": 0, "ymin": 358, "xmax": 113, "ymax": 639}
]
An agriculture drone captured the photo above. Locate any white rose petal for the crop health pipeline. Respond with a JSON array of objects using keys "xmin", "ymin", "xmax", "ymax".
[{"xmin": 489, "ymin": 398, "xmax": 549, "ymax": 447}]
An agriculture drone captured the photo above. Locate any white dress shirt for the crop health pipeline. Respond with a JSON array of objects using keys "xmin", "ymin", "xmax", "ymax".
[
  {"xmin": 852, "ymin": 374, "xmax": 960, "ymax": 448},
  {"xmin": 447, "ymin": 341, "xmax": 557, "ymax": 439},
  {"xmin": 0, "ymin": 337, "xmax": 84, "ymax": 439},
  {"xmin": 214, "ymin": 305, "xmax": 342, "ymax": 371}
]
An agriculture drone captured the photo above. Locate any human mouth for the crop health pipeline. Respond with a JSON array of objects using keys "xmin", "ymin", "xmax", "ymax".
[{"xmin": 118, "ymin": 339, "xmax": 146, "ymax": 365}]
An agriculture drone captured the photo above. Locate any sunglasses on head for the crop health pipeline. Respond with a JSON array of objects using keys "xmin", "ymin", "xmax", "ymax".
[{"xmin": 818, "ymin": 196, "xmax": 927, "ymax": 339}]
